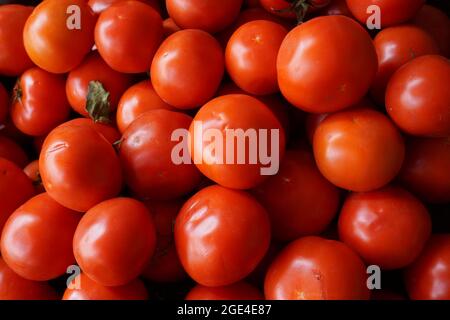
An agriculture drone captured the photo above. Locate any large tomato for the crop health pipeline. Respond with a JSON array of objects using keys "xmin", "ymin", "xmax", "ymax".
[
  {"xmin": 277, "ymin": 16, "xmax": 377, "ymax": 113},
  {"xmin": 0, "ymin": 83, "xmax": 8, "ymax": 125},
  {"xmin": 0, "ymin": 136, "xmax": 28, "ymax": 168},
  {"xmin": 186, "ymin": 282, "xmax": 264, "ymax": 300}
]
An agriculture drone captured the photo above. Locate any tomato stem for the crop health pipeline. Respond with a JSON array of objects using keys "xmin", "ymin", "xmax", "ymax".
[{"xmin": 86, "ymin": 81, "xmax": 112, "ymax": 124}]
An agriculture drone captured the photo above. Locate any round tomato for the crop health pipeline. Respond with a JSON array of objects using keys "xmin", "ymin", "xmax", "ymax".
[
  {"xmin": 0, "ymin": 135, "xmax": 28, "ymax": 168},
  {"xmin": 186, "ymin": 282, "xmax": 264, "ymax": 300},
  {"xmin": 386, "ymin": 55, "xmax": 450, "ymax": 137},
  {"xmin": 89, "ymin": 0, "xmax": 161, "ymax": 14},
  {"xmin": 277, "ymin": 15, "xmax": 377, "ymax": 113},
  {"xmin": 95, "ymin": 1, "xmax": 163, "ymax": 73},
  {"xmin": 265, "ymin": 236, "xmax": 370, "ymax": 300},
  {"xmin": 59, "ymin": 118, "xmax": 121, "ymax": 145},
  {"xmin": 23, "ymin": 160, "xmax": 45, "ymax": 194},
  {"xmin": 175, "ymin": 185, "xmax": 271, "ymax": 287},
  {"xmin": 0, "ymin": 83, "xmax": 8, "ymax": 124}
]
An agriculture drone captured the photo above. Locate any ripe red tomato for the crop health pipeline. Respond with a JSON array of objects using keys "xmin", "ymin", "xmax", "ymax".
[
  {"xmin": 370, "ymin": 25, "xmax": 439, "ymax": 104},
  {"xmin": 405, "ymin": 235, "xmax": 450, "ymax": 300},
  {"xmin": 175, "ymin": 185, "xmax": 271, "ymax": 287},
  {"xmin": 11, "ymin": 67, "xmax": 71, "ymax": 136},
  {"xmin": 186, "ymin": 282, "xmax": 264, "ymax": 300},
  {"xmin": 399, "ymin": 137, "xmax": 450, "ymax": 204},
  {"xmin": 63, "ymin": 273, "xmax": 149, "ymax": 300},
  {"xmin": 0, "ymin": 5, "xmax": 33, "ymax": 76},
  {"xmin": 386, "ymin": 55, "xmax": 450, "ymax": 137},
  {"xmin": 0, "ymin": 83, "xmax": 8, "ymax": 125},
  {"xmin": 346, "ymin": 0, "xmax": 425, "ymax": 28},
  {"xmin": 95, "ymin": 1, "xmax": 163, "ymax": 73},
  {"xmin": 265, "ymin": 236, "xmax": 370, "ymax": 300},
  {"xmin": 60, "ymin": 118, "xmax": 121, "ymax": 145},
  {"xmin": 226, "ymin": 20, "xmax": 288, "ymax": 95},
  {"xmin": 119, "ymin": 110, "xmax": 202, "ymax": 200},
  {"xmin": 23, "ymin": 0, "xmax": 96, "ymax": 74},
  {"xmin": 277, "ymin": 16, "xmax": 377, "ymax": 113},
  {"xmin": 338, "ymin": 186, "xmax": 432, "ymax": 270},
  {"xmin": 151, "ymin": 29, "xmax": 224, "ymax": 109},
  {"xmin": 1, "ymin": 193, "xmax": 80, "ymax": 281},
  {"xmin": 253, "ymin": 149, "xmax": 340, "ymax": 241},
  {"xmin": 39, "ymin": 123, "xmax": 122, "ymax": 212},
  {"xmin": 23, "ymin": 160, "xmax": 45, "ymax": 194},
  {"xmin": 89, "ymin": 0, "xmax": 161, "ymax": 14},
  {"xmin": 313, "ymin": 108, "xmax": 405, "ymax": 192},
  {"xmin": 73, "ymin": 198, "xmax": 157, "ymax": 286},
  {"xmin": 0, "ymin": 135, "xmax": 28, "ymax": 168},
  {"xmin": 166, "ymin": 0, "xmax": 243, "ymax": 33}
]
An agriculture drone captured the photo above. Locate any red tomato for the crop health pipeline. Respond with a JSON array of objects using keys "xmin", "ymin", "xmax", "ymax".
[
  {"xmin": 186, "ymin": 282, "xmax": 264, "ymax": 300},
  {"xmin": 166, "ymin": 0, "xmax": 243, "ymax": 33},
  {"xmin": 151, "ymin": 29, "xmax": 224, "ymax": 109},
  {"xmin": 399, "ymin": 137, "xmax": 450, "ymax": 204},
  {"xmin": 63, "ymin": 273, "xmax": 149, "ymax": 300},
  {"xmin": 277, "ymin": 16, "xmax": 377, "ymax": 113},
  {"xmin": 339, "ymin": 186, "xmax": 431, "ymax": 270},
  {"xmin": 95, "ymin": 1, "xmax": 163, "ymax": 73},
  {"xmin": 0, "ymin": 257, "xmax": 57, "ymax": 300},
  {"xmin": 226, "ymin": 20, "xmax": 288, "ymax": 95},
  {"xmin": 60, "ymin": 118, "xmax": 121, "ymax": 145},
  {"xmin": 163, "ymin": 18, "xmax": 181, "ymax": 38},
  {"xmin": 23, "ymin": 160, "xmax": 45, "ymax": 194},
  {"xmin": 253, "ymin": 149, "xmax": 340, "ymax": 241},
  {"xmin": 175, "ymin": 185, "xmax": 271, "ymax": 287},
  {"xmin": 11, "ymin": 67, "xmax": 71, "ymax": 136},
  {"xmin": 39, "ymin": 123, "xmax": 122, "ymax": 212},
  {"xmin": 1, "ymin": 193, "xmax": 80, "ymax": 281},
  {"xmin": 0, "ymin": 5, "xmax": 34, "ymax": 76},
  {"xmin": 405, "ymin": 235, "xmax": 450, "ymax": 300},
  {"xmin": 316, "ymin": 0, "xmax": 352, "ymax": 17},
  {"xmin": 0, "ymin": 83, "xmax": 8, "ymax": 124},
  {"xmin": 264, "ymin": 236, "xmax": 370, "ymax": 300},
  {"xmin": 0, "ymin": 135, "xmax": 28, "ymax": 168},
  {"xmin": 23, "ymin": 0, "xmax": 96, "ymax": 74},
  {"xmin": 89, "ymin": 0, "xmax": 161, "ymax": 14},
  {"xmin": 73, "ymin": 198, "xmax": 156, "ymax": 286},
  {"xmin": 116, "ymin": 80, "xmax": 175, "ymax": 134},
  {"xmin": 119, "ymin": 110, "xmax": 202, "ymax": 200},
  {"xmin": 370, "ymin": 25, "xmax": 439, "ymax": 104},
  {"xmin": 386, "ymin": 55, "xmax": 450, "ymax": 137},
  {"xmin": 346, "ymin": 0, "xmax": 425, "ymax": 28},
  {"xmin": 313, "ymin": 108, "xmax": 405, "ymax": 192}
]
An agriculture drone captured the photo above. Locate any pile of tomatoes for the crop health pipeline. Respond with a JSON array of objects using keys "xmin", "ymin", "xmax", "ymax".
[{"xmin": 0, "ymin": 0, "xmax": 449, "ymax": 301}]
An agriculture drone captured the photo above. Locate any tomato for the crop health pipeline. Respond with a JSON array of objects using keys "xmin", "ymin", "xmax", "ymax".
[
  {"xmin": 11, "ymin": 67, "xmax": 71, "ymax": 137},
  {"xmin": 399, "ymin": 137, "xmax": 450, "ymax": 204},
  {"xmin": 163, "ymin": 18, "xmax": 181, "ymax": 38},
  {"xmin": 23, "ymin": 160, "xmax": 45, "ymax": 194},
  {"xmin": 0, "ymin": 257, "xmax": 57, "ymax": 300},
  {"xmin": 226, "ymin": 20, "xmax": 288, "ymax": 95},
  {"xmin": 265, "ymin": 236, "xmax": 370, "ymax": 300},
  {"xmin": 116, "ymin": 80, "xmax": 174, "ymax": 134},
  {"xmin": 253, "ymin": 149, "xmax": 340, "ymax": 242},
  {"xmin": 73, "ymin": 198, "xmax": 156, "ymax": 286},
  {"xmin": 186, "ymin": 282, "xmax": 264, "ymax": 300},
  {"xmin": 0, "ymin": 83, "xmax": 8, "ymax": 125},
  {"xmin": 95, "ymin": 1, "xmax": 163, "ymax": 73},
  {"xmin": 175, "ymin": 185, "xmax": 271, "ymax": 287},
  {"xmin": 60, "ymin": 118, "xmax": 121, "ymax": 145},
  {"xmin": 0, "ymin": 135, "xmax": 28, "ymax": 168},
  {"xmin": 23, "ymin": 0, "xmax": 96, "ymax": 74},
  {"xmin": 313, "ymin": 108, "xmax": 405, "ymax": 192},
  {"xmin": 277, "ymin": 16, "xmax": 377, "ymax": 113},
  {"xmin": 346, "ymin": 0, "xmax": 425, "ymax": 28},
  {"xmin": 316, "ymin": 0, "xmax": 352, "ymax": 17},
  {"xmin": 386, "ymin": 55, "xmax": 450, "ymax": 137},
  {"xmin": 405, "ymin": 235, "xmax": 450, "ymax": 300},
  {"xmin": 66, "ymin": 52, "xmax": 133, "ymax": 119},
  {"xmin": 260, "ymin": 0, "xmax": 331, "ymax": 20},
  {"xmin": 39, "ymin": 123, "xmax": 122, "ymax": 212},
  {"xmin": 1, "ymin": 193, "xmax": 80, "ymax": 281},
  {"xmin": 0, "ymin": 5, "xmax": 33, "ymax": 76},
  {"xmin": 151, "ymin": 29, "xmax": 224, "ymax": 109},
  {"xmin": 338, "ymin": 186, "xmax": 431, "ymax": 270},
  {"xmin": 63, "ymin": 273, "xmax": 149, "ymax": 300},
  {"xmin": 119, "ymin": 110, "xmax": 202, "ymax": 200},
  {"xmin": 89, "ymin": 0, "xmax": 161, "ymax": 15},
  {"xmin": 166, "ymin": 0, "xmax": 243, "ymax": 33}
]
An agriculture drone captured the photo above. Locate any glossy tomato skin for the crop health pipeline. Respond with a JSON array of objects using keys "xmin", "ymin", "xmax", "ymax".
[
  {"xmin": 226, "ymin": 20, "xmax": 288, "ymax": 95},
  {"xmin": 119, "ymin": 109, "xmax": 202, "ymax": 200},
  {"xmin": 151, "ymin": 29, "xmax": 224, "ymax": 109},
  {"xmin": 95, "ymin": 1, "xmax": 163, "ymax": 73},
  {"xmin": 405, "ymin": 235, "xmax": 450, "ymax": 300},
  {"xmin": 277, "ymin": 16, "xmax": 377, "ymax": 113},
  {"xmin": 39, "ymin": 123, "xmax": 122, "ymax": 212},
  {"xmin": 313, "ymin": 108, "xmax": 405, "ymax": 192},
  {"xmin": 63, "ymin": 273, "xmax": 149, "ymax": 300},
  {"xmin": 0, "ymin": 135, "xmax": 28, "ymax": 168},
  {"xmin": 1, "ymin": 193, "xmax": 80, "ymax": 281},
  {"xmin": 386, "ymin": 55, "xmax": 450, "ymax": 137},
  {"xmin": 23, "ymin": 0, "xmax": 96, "ymax": 74},
  {"xmin": 73, "ymin": 198, "xmax": 156, "ymax": 286},
  {"xmin": 175, "ymin": 185, "xmax": 271, "ymax": 287},
  {"xmin": 23, "ymin": 160, "xmax": 45, "ymax": 194},
  {"xmin": 59, "ymin": 118, "xmax": 121, "ymax": 145},
  {"xmin": 338, "ymin": 187, "xmax": 431, "ymax": 270},
  {"xmin": 89, "ymin": 0, "xmax": 161, "ymax": 15},
  {"xmin": 186, "ymin": 282, "xmax": 264, "ymax": 300},
  {"xmin": 0, "ymin": 83, "xmax": 9, "ymax": 125},
  {"xmin": 166, "ymin": 0, "xmax": 243, "ymax": 33},
  {"xmin": 265, "ymin": 236, "xmax": 370, "ymax": 300},
  {"xmin": 11, "ymin": 67, "xmax": 71, "ymax": 136}
]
